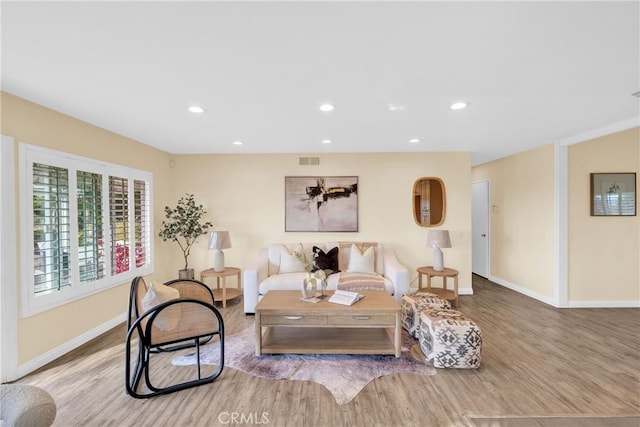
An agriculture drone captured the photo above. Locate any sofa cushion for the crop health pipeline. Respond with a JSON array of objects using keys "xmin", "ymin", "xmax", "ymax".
[
  {"xmin": 346, "ymin": 243, "xmax": 376, "ymax": 274},
  {"xmin": 268, "ymin": 243, "xmax": 327, "ymax": 275},
  {"xmin": 141, "ymin": 282, "xmax": 181, "ymax": 331},
  {"xmin": 260, "ymin": 272, "xmax": 313, "ymax": 294},
  {"xmin": 329, "ymin": 241, "xmax": 383, "ymax": 274},
  {"xmin": 312, "ymin": 246, "xmax": 339, "ymax": 275},
  {"xmin": 277, "ymin": 244, "xmax": 307, "ymax": 273}
]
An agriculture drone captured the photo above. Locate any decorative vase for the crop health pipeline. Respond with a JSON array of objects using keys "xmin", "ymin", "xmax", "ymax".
[
  {"xmin": 305, "ymin": 277, "xmax": 317, "ymax": 296},
  {"xmin": 178, "ymin": 268, "xmax": 194, "ymax": 280}
]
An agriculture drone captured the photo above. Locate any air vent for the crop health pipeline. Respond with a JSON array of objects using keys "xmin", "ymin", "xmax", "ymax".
[
  {"xmin": 299, "ymin": 157, "xmax": 320, "ymax": 165},
  {"xmin": 632, "ymin": 91, "xmax": 640, "ymax": 98}
]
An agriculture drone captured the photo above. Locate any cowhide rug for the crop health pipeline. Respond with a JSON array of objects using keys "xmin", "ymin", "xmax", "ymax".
[{"xmin": 172, "ymin": 325, "xmax": 436, "ymax": 405}]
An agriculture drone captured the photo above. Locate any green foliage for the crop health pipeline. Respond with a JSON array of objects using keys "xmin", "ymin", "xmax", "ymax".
[{"xmin": 158, "ymin": 193, "xmax": 213, "ymax": 269}]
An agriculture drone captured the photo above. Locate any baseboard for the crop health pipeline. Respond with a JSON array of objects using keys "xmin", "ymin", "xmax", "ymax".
[
  {"xmin": 459, "ymin": 286, "xmax": 473, "ymax": 296},
  {"xmin": 488, "ymin": 275, "xmax": 557, "ymax": 307},
  {"xmin": 488, "ymin": 275, "xmax": 640, "ymax": 308},
  {"xmin": 566, "ymin": 300, "xmax": 640, "ymax": 308},
  {"xmin": 17, "ymin": 313, "xmax": 126, "ymax": 379}
]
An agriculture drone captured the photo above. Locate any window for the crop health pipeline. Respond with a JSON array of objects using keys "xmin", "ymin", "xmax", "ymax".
[
  {"xmin": 33, "ymin": 163, "xmax": 71, "ymax": 294},
  {"xmin": 134, "ymin": 179, "xmax": 150, "ymax": 268},
  {"xmin": 20, "ymin": 144, "xmax": 153, "ymax": 316},
  {"xmin": 77, "ymin": 170, "xmax": 104, "ymax": 283},
  {"xmin": 110, "ymin": 176, "xmax": 130, "ymax": 275}
]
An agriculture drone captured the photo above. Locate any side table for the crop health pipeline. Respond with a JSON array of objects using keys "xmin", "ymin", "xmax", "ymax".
[
  {"xmin": 417, "ymin": 266, "xmax": 459, "ymax": 308},
  {"xmin": 200, "ymin": 267, "xmax": 242, "ymax": 308}
]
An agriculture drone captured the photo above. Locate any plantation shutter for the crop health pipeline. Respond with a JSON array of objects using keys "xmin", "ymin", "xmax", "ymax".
[
  {"xmin": 134, "ymin": 179, "xmax": 150, "ymax": 267},
  {"xmin": 32, "ymin": 163, "xmax": 71, "ymax": 294},
  {"xmin": 109, "ymin": 176, "xmax": 130, "ymax": 275},
  {"xmin": 77, "ymin": 170, "xmax": 105, "ymax": 282}
]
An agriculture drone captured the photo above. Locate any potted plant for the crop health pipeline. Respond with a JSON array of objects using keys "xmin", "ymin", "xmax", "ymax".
[{"xmin": 158, "ymin": 193, "xmax": 213, "ymax": 279}]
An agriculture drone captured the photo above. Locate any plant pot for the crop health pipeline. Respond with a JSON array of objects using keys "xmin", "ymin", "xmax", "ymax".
[{"xmin": 178, "ymin": 268, "xmax": 194, "ymax": 280}]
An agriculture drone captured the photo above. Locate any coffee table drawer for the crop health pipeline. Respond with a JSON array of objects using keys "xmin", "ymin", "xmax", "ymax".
[
  {"xmin": 261, "ymin": 314, "xmax": 328, "ymax": 326},
  {"xmin": 328, "ymin": 314, "xmax": 396, "ymax": 326}
]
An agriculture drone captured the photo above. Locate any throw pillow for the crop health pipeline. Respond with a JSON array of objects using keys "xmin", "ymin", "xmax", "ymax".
[
  {"xmin": 278, "ymin": 244, "xmax": 306, "ymax": 273},
  {"xmin": 346, "ymin": 243, "xmax": 375, "ymax": 274},
  {"xmin": 312, "ymin": 246, "xmax": 339, "ymax": 275},
  {"xmin": 141, "ymin": 282, "xmax": 181, "ymax": 331},
  {"xmin": 337, "ymin": 242, "xmax": 377, "ymax": 272}
]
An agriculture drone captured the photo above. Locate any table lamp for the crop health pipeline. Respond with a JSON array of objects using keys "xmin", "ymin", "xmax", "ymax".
[
  {"xmin": 209, "ymin": 231, "xmax": 231, "ymax": 272},
  {"xmin": 426, "ymin": 229, "xmax": 451, "ymax": 272}
]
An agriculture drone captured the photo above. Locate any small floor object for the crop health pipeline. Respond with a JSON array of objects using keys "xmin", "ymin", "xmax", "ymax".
[
  {"xmin": 418, "ymin": 308, "xmax": 482, "ymax": 369},
  {"xmin": 0, "ymin": 384, "xmax": 57, "ymax": 426},
  {"xmin": 401, "ymin": 292, "xmax": 451, "ymax": 338}
]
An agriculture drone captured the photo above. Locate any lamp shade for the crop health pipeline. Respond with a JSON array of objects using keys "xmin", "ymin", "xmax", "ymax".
[
  {"xmin": 208, "ymin": 231, "xmax": 231, "ymax": 250},
  {"xmin": 426, "ymin": 230, "xmax": 451, "ymax": 249}
]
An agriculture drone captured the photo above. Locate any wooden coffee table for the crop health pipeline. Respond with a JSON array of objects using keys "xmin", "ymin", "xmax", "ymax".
[{"xmin": 255, "ymin": 290, "xmax": 401, "ymax": 358}]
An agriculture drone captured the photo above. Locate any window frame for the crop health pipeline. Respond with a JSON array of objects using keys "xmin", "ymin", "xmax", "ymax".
[{"xmin": 19, "ymin": 143, "xmax": 153, "ymax": 317}]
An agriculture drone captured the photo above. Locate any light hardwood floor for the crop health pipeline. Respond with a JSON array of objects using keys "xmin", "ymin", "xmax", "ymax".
[{"xmin": 12, "ymin": 276, "xmax": 640, "ymax": 426}]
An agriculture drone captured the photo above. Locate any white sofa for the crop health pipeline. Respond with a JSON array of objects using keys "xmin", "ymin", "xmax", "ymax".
[{"xmin": 243, "ymin": 241, "xmax": 409, "ymax": 314}]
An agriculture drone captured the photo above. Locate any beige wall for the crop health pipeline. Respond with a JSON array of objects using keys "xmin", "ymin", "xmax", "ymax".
[
  {"xmin": 472, "ymin": 128, "xmax": 639, "ymax": 306},
  {"xmin": 2, "ymin": 92, "xmax": 173, "ymax": 364},
  {"xmin": 160, "ymin": 152, "xmax": 472, "ymax": 292},
  {"xmin": 2, "ymin": 92, "xmax": 473, "ymax": 370},
  {"xmin": 568, "ymin": 127, "xmax": 639, "ymax": 302},
  {"xmin": 472, "ymin": 144, "xmax": 556, "ymax": 300}
]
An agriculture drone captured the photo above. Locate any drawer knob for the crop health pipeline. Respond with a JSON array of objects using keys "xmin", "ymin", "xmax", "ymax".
[
  {"xmin": 352, "ymin": 315, "xmax": 371, "ymax": 320},
  {"xmin": 284, "ymin": 316, "xmax": 304, "ymax": 320}
]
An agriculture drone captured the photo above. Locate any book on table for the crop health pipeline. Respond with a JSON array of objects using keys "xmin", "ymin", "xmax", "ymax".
[{"xmin": 328, "ymin": 290, "xmax": 364, "ymax": 306}]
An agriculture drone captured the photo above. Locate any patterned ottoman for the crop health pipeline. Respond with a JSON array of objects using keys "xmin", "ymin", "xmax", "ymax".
[
  {"xmin": 401, "ymin": 292, "xmax": 451, "ymax": 338},
  {"xmin": 418, "ymin": 309, "xmax": 482, "ymax": 369}
]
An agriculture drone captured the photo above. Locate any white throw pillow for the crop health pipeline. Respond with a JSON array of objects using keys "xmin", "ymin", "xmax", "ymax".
[
  {"xmin": 141, "ymin": 282, "xmax": 181, "ymax": 331},
  {"xmin": 347, "ymin": 244, "xmax": 375, "ymax": 274},
  {"xmin": 278, "ymin": 244, "xmax": 306, "ymax": 273}
]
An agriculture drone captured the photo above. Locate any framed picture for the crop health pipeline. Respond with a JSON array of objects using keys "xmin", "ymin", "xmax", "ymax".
[
  {"xmin": 285, "ymin": 176, "xmax": 358, "ymax": 232},
  {"xmin": 590, "ymin": 173, "xmax": 636, "ymax": 216}
]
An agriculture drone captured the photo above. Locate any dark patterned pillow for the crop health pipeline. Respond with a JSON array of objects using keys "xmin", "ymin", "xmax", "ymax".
[{"xmin": 312, "ymin": 246, "xmax": 339, "ymax": 275}]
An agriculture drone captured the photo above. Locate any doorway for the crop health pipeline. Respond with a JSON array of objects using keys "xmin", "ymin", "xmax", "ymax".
[{"xmin": 472, "ymin": 180, "xmax": 489, "ymax": 278}]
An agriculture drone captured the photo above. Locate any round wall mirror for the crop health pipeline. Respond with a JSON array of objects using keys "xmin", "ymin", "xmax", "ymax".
[{"xmin": 413, "ymin": 177, "xmax": 446, "ymax": 227}]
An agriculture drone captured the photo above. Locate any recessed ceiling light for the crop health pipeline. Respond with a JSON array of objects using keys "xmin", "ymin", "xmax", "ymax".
[
  {"xmin": 388, "ymin": 103, "xmax": 407, "ymax": 111},
  {"xmin": 188, "ymin": 105, "xmax": 205, "ymax": 113},
  {"xmin": 232, "ymin": 141, "xmax": 243, "ymax": 146},
  {"xmin": 319, "ymin": 104, "xmax": 335, "ymax": 112},
  {"xmin": 450, "ymin": 101, "xmax": 468, "ymax": 110},
  {"xmin": 321, "ymin": 139, "xmax": 332, "ymax": 144},
  {"xmin": 409, "ymin": 138, "xmax": 420, "ymax": 144}
]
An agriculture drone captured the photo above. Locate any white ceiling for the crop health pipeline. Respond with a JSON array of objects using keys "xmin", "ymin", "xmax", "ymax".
[{"xmin": 2, "ymin": 1, "xmax": 639, "ymax": 165}]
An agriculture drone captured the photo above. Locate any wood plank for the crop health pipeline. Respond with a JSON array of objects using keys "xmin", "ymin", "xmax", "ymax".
[
  {"xmin": 260, "ymin": 327, "xmax": 396, "ymax": 355},
  {"xmin": 11, "ymin": 276, "xmax": 640, "ymax": 426},
  {"xmin": 256, "ymin": 290, "xmax": 400, "ymax": 314}
]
